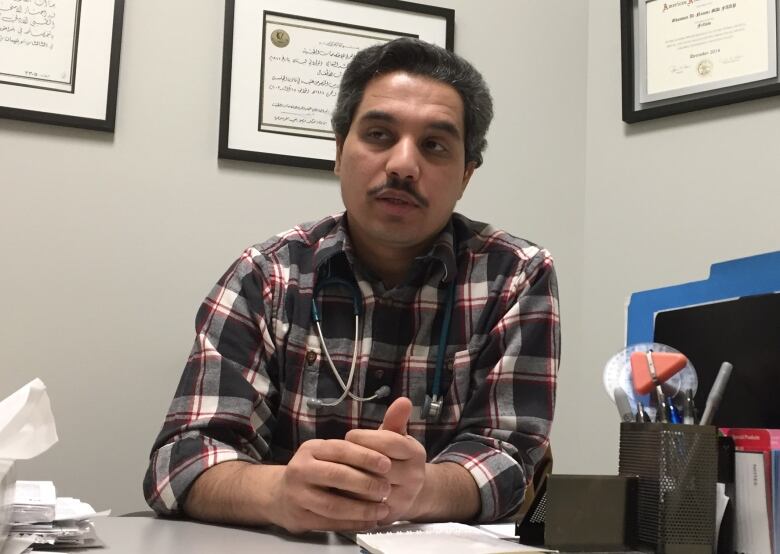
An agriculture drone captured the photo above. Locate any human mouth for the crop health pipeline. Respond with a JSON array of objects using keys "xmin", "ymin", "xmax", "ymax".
[
  {"xmin": 374, "ymin": 193, "xmax": 419, "ymax": 216},
  {"xmin": 375, "ymin": 191, "xmax": 420, "ymax": 207},
  {"xmin": 367, "ymin": 177, "xmax": 429, "ymax": 208}
]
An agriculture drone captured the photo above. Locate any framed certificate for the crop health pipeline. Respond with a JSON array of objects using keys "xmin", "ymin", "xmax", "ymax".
[
  {"xmin": 622, "ymin": 0, "xmax": 780, "ymax": 123},
  {"xmin": 219, "ymin": 0, "xmax": 454, "ymax": 170},
  {"xmin": 0, "ymin": 0, "xmax": 124, "ymax": 132}
]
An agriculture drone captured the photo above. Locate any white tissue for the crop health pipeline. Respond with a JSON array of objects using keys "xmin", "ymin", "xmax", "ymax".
[{"xmin": 0, "ymin": 379, "xmax": 58, "ymax": 460}]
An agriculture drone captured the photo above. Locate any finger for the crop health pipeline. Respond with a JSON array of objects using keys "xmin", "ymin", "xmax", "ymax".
[
  {"xmin": 307, "ymin": 517, "xmax": 380, "ymax": 533},
  {"xmin": 379, "ymin": 397, "xmax": 412, "ymax": 434},
  {"xmin": 310, "ymin": 439, "xmax": 391, "ymax": 474},
  {"xmin": 345, "ymin": 429, "xmax": 419, "ymax": 460},
  {"xmin": 307, "ymin": 460, "xmax": 391, "ymax": 500},
  {"xmin": 288, "ymin": 511, "xmax": 379, "ymax": 534},
  {"xmin": 302, "ymin": 487, "xmax": 391, "ymax": 522}
]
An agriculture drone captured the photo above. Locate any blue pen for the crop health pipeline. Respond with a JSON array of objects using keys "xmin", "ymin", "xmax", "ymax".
[{"xmin": 667, "ymin": 397, "xmax": 682, "ymax": 424}]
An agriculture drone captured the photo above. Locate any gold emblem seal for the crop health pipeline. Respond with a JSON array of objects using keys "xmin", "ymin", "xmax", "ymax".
[
  {"xmin": 697, "ymin": 59, "xmax": 713, "ymax": 77},
  {"xmin": 270, "ymin": 29, "xmax": 290, "ymax": 48}
]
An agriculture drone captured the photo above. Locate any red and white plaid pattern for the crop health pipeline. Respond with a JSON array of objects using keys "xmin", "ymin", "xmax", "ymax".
[{"xmin": 143, "ymin": 212, "xmax": 560, "ymax": 522}]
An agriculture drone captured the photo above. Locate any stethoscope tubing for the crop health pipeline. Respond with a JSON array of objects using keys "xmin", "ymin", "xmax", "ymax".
[{"xmin": 309, "ymin": 274, "xmax": 456, "ymax": 417}]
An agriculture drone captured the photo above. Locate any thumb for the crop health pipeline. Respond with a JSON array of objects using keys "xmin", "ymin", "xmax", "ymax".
[{"xmin": 379, "ymin": 397, "xmax": 412, "ymax": 435}]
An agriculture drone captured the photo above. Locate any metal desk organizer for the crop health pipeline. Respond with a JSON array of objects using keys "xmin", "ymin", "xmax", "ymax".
[{"xmin": 618, "ymin": 422, "xmax": 717, "ymax": 554}]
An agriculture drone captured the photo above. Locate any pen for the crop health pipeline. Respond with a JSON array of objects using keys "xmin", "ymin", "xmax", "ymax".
[
  {"xmin": 683, "ymin": 388, "xmax": 696, "ymax": 424},
  {"xmin": 655, "ymin": 387, "xmax": 668, "ymax": 422},
  {"xmin": 668, "ymin": 397, "xmax": 682, "ymax": 424},
  {"xmin": 700, "ymin": 361, "xmax": 733, "ymax": 426},
  {"xmin": 635, "ymin": 401, "xmax": 650, "ymax": 423},
  {"xmin": 613, "ymin": 387, "xmax": 635, "ymax": 422}
]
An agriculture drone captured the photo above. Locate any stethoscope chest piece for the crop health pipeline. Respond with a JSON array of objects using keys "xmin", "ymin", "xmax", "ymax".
[{"xmin": 422, "ymin": 394, "xmax": 443, "ymax": 421}]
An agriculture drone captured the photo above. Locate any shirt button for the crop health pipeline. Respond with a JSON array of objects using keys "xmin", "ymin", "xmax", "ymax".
[
  {"xmin": 374, "ymin": 369, "xmax": 384, "ymax": 378},
  {"xmin": 305, "ymin": 350, "xmax": 318, "ymax": 365}
]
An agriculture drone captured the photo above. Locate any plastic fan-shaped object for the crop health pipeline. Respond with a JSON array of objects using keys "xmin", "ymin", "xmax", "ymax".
[{"xmin": 603, "ymin": 342, "xmax": 697, "ymax": 421}]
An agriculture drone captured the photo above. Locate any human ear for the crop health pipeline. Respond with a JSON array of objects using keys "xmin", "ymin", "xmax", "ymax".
[
  {"xmin": 334, "ymin": 135, "xmax": 345, "ymax": 176},
  {"xmin": 458, "ymin": 161, "xmax": 477, "ymax": 199}
]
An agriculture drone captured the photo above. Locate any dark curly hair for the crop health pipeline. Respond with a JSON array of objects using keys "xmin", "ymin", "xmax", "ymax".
[{"xmin": 331, "ymin": 38, "xmax": 493, "ymax": 167}]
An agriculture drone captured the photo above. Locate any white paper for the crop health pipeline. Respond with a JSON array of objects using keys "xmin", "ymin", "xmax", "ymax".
[
  {"xmin": 714, "ymin": 482, "xmax": 729, "ymax": 545},
  {"xmin": 260, "ymin": 14, "xmax": 403, "ymax": 139},
  {"xmin": 13, "ymin": 481, "xmax": 55, "ymax": 507},
  {"xmin": 54, "ymin": 498, "xmax": 109, "ymax": 521},
  {"xmin": 641, "ymin": 0, "xmax": 777, "ymax": 102},
  {"xmin": 12, "ymin": 481, "xmax": 55, "ymax": 524},
  {"xmin": 228, "ymin": 0, "xmax": 449, "ymax": 161},
  {"xmin": 734, "ymin": 451, "xmax": 772, "ymax": 554},
  {"xmin": 356, "ymin": 522, "xmax": 553, "ymax": 553},
  {"xmin": 0, "ymin": 0, "xmax": 80, "ymax": 92},
  {"xmin": 0, "ymin": 379, "xmax": 58, "ymax": 460},
  {"xmin": 477, "ymin": 523, "xmax": 520, "ymax": 539}
]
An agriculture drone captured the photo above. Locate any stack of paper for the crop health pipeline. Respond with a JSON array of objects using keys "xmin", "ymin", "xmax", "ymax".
[
  {"xmin": 0, "ymin": 380, "xmax": 108, "ymax": 551},
  {"xmin": 11, "ymin": 481, "xmax": 55, "ymax": 525},
  {"xmin": 11, "ymin": 519, "xmax": 102, "ymax": 549},
  {"xmin": 0, "ymin": 459, "xmax": 14, "ymax": 551},
  {"xmin": 720, "ymin": 427, "xmax": 780, "ymax": 554},
  {"xmin": 0, "ymin": 379, "xmax": 60, "ymax": 553},
  {"xmin": 9, "ymin": 480, "xmax": 108, "ymax": 548},
  {"xmin": 355, "ymin": 522, "xmax": 553, "ymax": 554}
]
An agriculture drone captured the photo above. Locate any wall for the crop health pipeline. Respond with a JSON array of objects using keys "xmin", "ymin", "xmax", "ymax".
[
  {"xmin": 581, "ymin": 2, "xmax": 780, "ymax": 472},
  {"xmin": 0, "ymin": 1, "xmax": 589, "ymax": 513}
]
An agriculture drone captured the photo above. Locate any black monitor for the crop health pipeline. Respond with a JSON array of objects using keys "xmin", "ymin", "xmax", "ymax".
[{"xmin": 653, "ymin": 292, "xmax": 780, "ymax": 428}]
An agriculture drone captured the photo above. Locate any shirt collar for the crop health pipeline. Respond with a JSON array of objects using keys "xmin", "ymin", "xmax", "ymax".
[
  {"xmin": 312, "ymin": 213, "xmax": 353, "ymax": 273},
  {"xmin": 312, "ymin": 212, "xmax": 458, "ymax": 284}
]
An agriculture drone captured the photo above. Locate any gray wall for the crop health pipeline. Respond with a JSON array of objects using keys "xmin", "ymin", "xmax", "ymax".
[
  {"xmin": 9, "ymin": 0, "xmax": 777, "ymax": 519},
  {"xmin": 580, "ymin": 3, "xmax": 780, "ymax": 471},
  {"xmin": 0, "ymin": 1, "xmax": 589, "ymax": 514}
]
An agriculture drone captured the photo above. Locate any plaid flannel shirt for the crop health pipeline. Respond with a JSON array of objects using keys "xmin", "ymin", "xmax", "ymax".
[{"xmin": 143, "ymin": 212, "xmax": 560, "ymax": 522}]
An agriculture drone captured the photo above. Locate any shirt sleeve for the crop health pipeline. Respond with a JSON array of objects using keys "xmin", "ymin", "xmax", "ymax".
[
  {"xmin": 142, "ymin": 248, "xmax": 281, "ymax": 515},
  {"xmin": 430, "ymin": 249, "xmax": 560, "ymax": 522}
]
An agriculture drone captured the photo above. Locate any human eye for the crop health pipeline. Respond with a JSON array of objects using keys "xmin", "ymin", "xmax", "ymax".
[
  {"xmin": 423, "ymin": 137, "xmax": 449, "ymax": 154},
  {"xmin": 363, "ymin": 127, "xmax": 393, "ymax": 144}
]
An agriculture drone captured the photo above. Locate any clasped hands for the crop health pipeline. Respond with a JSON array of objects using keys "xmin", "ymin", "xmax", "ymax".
[{"xmin": 272, "ymin": 397, "xmax": 426, "ymax": 533}]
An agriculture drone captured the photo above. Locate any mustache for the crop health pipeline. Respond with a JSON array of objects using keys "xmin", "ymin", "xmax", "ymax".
[{"xmin": 367, "ymin": 176, "xmax": 429, "ymax": 208}]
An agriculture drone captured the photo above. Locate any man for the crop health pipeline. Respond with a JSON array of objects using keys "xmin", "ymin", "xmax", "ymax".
[{"xmin": 144, "ymin": 37, "xmax": 559, "ymax": 533}]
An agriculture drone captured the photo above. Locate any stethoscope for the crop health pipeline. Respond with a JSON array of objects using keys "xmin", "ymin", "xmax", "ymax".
[{"xmin": 305, "ymin": 273, "xmax": 457, "ymax": 422}]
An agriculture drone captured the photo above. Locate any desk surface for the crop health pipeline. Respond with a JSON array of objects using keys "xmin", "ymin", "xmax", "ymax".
[
  {"xmin": 91, "ymin": 517, "xmax": 357, "ymax": 553},
  {"xmin": 88, "ymin": 517, "xmax": 645, "ymax": 553}
]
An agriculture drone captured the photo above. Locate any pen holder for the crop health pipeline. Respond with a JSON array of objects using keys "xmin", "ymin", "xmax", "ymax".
[{"xmin": 618, "ymin": 422, "xmax": 717, "ymax": 554}]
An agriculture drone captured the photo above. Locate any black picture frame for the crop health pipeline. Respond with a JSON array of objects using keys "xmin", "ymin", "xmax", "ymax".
[
  {"xmin": 218, "ymin": 0, "xmax": 454, "ymax": 170},
  {"xmin": 621, "ymin": 0, "xmax": 780, "ymax": 123},
  {"xmin": 0, "ymin": 0, "xmax": 124, "ymax": 132}
]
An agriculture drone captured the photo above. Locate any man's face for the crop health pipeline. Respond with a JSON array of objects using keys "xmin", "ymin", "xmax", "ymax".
[{"xmin": 335, "ymin": 71, "xmax": 476, "ymax": 256}]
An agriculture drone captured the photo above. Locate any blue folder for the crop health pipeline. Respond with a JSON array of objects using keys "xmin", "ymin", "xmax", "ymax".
[{"xmin": 626, "ymin": 250, "xmax": 780, "ymax": 345}]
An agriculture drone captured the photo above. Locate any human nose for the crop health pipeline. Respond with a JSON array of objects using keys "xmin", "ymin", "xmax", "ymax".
[{"xmin": 385, "ymin": 137, "xmax": 420, "ymax": 182}]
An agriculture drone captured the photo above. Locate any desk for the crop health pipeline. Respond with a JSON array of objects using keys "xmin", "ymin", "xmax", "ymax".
[
  {"xmin": 92, "ymin": 517, "xmax": 356, "ymax": 553},
  {"xmin": 88, "ymin": 517, "xmax": 646, "ymax": 553}
]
